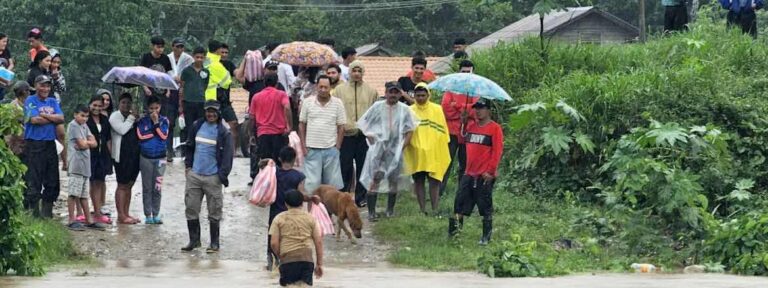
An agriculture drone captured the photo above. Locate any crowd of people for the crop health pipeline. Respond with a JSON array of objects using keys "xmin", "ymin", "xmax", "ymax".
[{"xmin": 1, "ymin": 28, "xmax": 505, "ymax": 286}]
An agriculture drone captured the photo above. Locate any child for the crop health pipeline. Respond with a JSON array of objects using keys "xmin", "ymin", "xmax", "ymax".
[
  {"xmin": 269, "ymin": 189, "xmax": 324, "ymax": 286},
  {"xmin": 448, "ymin": 98, "xmax": 504, "ymax": 245},
  {"xmin": 66, "ymin": 105, "xmax": 108, "ymax": 231},
  {"xmin": 264, "ymin": 146, "xmax": 306, "ymax": 271},
  {"xmin": 136, "ymin": 96, "xmax": 169, "ymax": 224}
]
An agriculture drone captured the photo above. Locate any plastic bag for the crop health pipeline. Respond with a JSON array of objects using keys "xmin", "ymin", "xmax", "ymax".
[
  {"xmin": 357, "ymin": 101, "xmax": 417, "ymax": 193},
  {"xmin": 249, "ymin": 159, "xmax": 277, "ymax": 207},
  {"xmin": 177, "ymin": 113, "xmax": 186, "ymax": 130},
  {"xmin": 310, "ymin": 203, "xmax": 335, "ymax": 236},
  {"xmin": 244, "ymin": 50, "xmax": 264, "ymax": 82},
  {"xmin": 288, "ymin": 131, "xmax": 304, "ymax": 168}
]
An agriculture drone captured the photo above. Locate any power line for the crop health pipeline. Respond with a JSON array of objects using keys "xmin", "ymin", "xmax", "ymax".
[
  {"xmin": 178, "ymin": 0, "xmax": 457, "ymax": 8},
  {"xmin": 147, "ymin": 0, "xmax": 460, "ymax": 12},
  {"xmin": 7, "ymin": 38, "xmax": 138, "ymax": 60}
]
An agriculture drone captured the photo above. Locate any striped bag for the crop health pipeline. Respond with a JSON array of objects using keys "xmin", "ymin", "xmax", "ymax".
[
  {"xmin": 248, "ymin": 159, "xmax": 277, "ymax": 207},
  {"xmin": 244, "ymin": 50, "xmax": 264, "ymax": 82},
  {"xmin": 310, "ymin": 203, "xmax": 335, "ymax": 236},
  {"xmin": 288, "ymin": 131, "xmax": 304, "ymax": 168}
]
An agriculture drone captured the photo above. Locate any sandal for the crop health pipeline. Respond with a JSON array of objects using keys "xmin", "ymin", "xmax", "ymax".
[
  {"xmin": 95, "ymin": 215, "xmax": 113, "ymax": 224},
  {"xmin": 67, "ymin": 222, "xmax": 86, "ymax": 231}
]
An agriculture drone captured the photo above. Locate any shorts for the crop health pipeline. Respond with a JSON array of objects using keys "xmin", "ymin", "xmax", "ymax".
[
  {"xmin": 279, "ymin": 261, "xmax": 314, "ymax": 286},
  {"xmin": 114, "ymin": 158, "xmax": 140, "ymax": 185},
  {"xmin": 68, "ymin": 174, "xmax": 90, "ymax": 199},
  {"xmin": 303, "ymin": 147, "xmax": 344, "ymax": 194},
  {"xmin": 412, "ymin": 171, "xmax": 439, "ymax": 182},
  {"xmin": 454, "ymin": 175, "xmax": 494, "ymax": 217},
  {"xmin": 220, "ymin": 104, "xmax": 237, "ymax": 123},
  {"xmin": 90, "ymin": 153, "xmax": 113, "ymax": 182}
]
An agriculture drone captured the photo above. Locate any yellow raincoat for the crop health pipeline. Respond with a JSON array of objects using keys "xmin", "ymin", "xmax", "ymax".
[
  {"xmin": 404, "ymin": 89, "xmax": 451, "ymax": 181},
  {"xmin": 204, "ymin": 52, "xmax": 232, "ymax": 101}
]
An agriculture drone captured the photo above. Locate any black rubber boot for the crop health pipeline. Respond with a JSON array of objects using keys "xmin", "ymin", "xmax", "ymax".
[
  {"xmin": 367, "ymin": 193, "xmax": 378, "ymax": 222},
  {"xmin": 41, "ymin": 201, "xmax": 54, "ymax": 219},
  {"xmin": 479, "ymin": 218, "xmax": 493, "ymax": 246},
  {"xmin": 386, "ymin": 193, "xmax": 397, "ymax": 217},
  {"xmin": 206, "ymin": 220, "xmax": 220, "ymax": 253},
  {"xmin": 448, "ymin": 218, "xmax": 458, "ymax": 237},
  {"xmin": 25, "ymin": 199, "xmax": 41, "ymax": 218},
  {"xmin": 181, "ymin": 219, "xmax": 201, "ymax": 251}
]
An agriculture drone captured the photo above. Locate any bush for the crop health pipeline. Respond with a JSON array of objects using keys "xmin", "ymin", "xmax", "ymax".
[{"xmin": 705, "ymin": 210, "xmax": 768, "ymax": 275}]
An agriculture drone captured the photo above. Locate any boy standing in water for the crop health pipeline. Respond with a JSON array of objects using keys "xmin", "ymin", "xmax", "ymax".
[{"xmin": 270, "ymin": 189, "xmax": 324, "ymax": 286}]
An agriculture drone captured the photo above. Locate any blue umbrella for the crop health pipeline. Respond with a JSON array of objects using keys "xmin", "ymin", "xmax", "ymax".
[{"xmin": 427, "ymin": 73, "xmax": 512, "ymax": 101}]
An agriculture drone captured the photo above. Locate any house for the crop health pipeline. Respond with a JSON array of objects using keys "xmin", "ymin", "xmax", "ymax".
[
  {"xmin": 355, "ymin": 43, "xmax": 399, "ymax": 57},
  {"xmin": 432, "ymin": 6, "xmax": 639, "ymax": 74}
]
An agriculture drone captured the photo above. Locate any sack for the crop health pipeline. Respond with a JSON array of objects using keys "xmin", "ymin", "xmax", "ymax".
[
  {"xmin": 310, "ymin": 203, "xmax": 335, "ymax": 236},
  {"xmin": 244, "ymin": 50, "xmax": 264, "ymax": 82},
  {"xmin": 288, "ymin": 131, "xmax": 304, "ymax": 167},
  {"xmin": 248, "ymin": 159, "xmax": 277, "ymax": 207}
]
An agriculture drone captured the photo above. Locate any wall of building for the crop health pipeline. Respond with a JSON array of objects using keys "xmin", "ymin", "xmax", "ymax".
[{"xmin": 553, "ymin": 14, "xmax": 638, "ymax": 44}]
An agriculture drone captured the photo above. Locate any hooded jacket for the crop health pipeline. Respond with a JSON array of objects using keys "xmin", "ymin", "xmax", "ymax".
[
  {"xmin": 204, "ymin": 52, "xmax": 232, "ymax": 102},
  {"xmin": 333, "ymin": 60, "xmax": 379, "ymax": 136},
  {"xmin": 185, "ymin": 118, "xmax": 234, "ymax": 187}
]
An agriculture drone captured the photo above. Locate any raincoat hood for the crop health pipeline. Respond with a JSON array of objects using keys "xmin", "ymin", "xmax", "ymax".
[{"xmin": 349, "ymin": 60, "xmax": 365, "ymax": 76}]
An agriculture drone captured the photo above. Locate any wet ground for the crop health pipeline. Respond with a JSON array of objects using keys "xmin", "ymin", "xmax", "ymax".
[{"xmin": 51, "ymin": 157, "xmax": 388, "ymax": 265}]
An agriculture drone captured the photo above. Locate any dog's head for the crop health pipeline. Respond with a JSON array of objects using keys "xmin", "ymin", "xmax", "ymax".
[{"xmin": 344, "ymin": 197, "xmax": 363, "ymax": 238}]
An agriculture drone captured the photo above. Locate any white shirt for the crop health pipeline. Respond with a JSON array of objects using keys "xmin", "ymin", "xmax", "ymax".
[
  {"xmin": 340, "ymin": 64, "xmax": 350, "ymax": 82},
  {"xmin": 299, "ymin": 96, "xmax": 347, "ymax": 149},
  {"xmin": 109, "ymin": 111, "xmax": 136, "ymax": 163},
  {"xmin": 168, "ymin": 52, "xmax": 194, "ymax": 78}
]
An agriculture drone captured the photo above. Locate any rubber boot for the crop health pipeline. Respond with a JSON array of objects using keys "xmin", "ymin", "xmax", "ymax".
[
  {"xmin": 26, "ymin": 199, "xmax": 41, "ymax": 218},
  {"xmin": 386, "ymin": 193, "xmax": 397, "ymax": 217},
  {"xmin": 479, "ymin": 218, "xmax": 493, "ymax": 246},
  {"xmin": 181, "ymin": 219, "xmax": 201, "ymax": 251},
  {"xmin": 206, "ymin": 220, "xmax": 220, "ymax": 253},
  {"xmin": 41, "ymin": 201, "xmax": 54, "ymax": 219},
  {"xmin": 367, "ymin": 194, "xmax": 378, "ymax": 222},
  {"xmin": 448, "ymin": 218, "xmax": 458, "ymax": 238}
]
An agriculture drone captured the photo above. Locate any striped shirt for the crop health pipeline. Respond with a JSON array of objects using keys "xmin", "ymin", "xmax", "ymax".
[{"xmin": 299, "ymin": 96, "xmax": 347, "ymax": 149}]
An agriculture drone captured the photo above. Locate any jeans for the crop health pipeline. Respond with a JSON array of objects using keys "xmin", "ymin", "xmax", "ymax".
[
  {"xmin": 340, "ymin": 132, "xmax": 368, "ymax": 205},
  {"xmin": 139, "ymin": 156, "xmax": 166, "ymax": 217},
  {"xmin": 440, "ymin": 134, "xmax": 466, "ymax": 196},
  {"xmin": 303, "ymin": 147, "xmax": 343, "ymax": 194}
]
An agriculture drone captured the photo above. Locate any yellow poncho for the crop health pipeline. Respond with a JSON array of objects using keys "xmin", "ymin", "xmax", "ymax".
[{"xmin": 404, "ymin": 100, "xmax": 451, "ymax": 181}]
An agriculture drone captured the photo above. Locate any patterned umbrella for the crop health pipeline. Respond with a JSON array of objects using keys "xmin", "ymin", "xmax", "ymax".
[
  {"xmin": 427, "ymin": 73, "xmax": 511, "ymax": 101},
  {"xmin": 269, "ymin": 41, "xmax": 338, "ymax": 67},
  {"xmin": 101, "ymin": 66, "xmax": 179, "ymax": 90}
]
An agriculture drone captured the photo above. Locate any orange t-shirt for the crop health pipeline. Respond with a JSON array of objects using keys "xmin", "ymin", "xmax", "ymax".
[{"xmin": 29, "ymin": 45, "xmax": 49, "ymax": 60}]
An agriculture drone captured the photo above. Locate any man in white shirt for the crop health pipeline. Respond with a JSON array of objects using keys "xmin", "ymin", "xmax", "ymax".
[
  {"xmin": 339, "ymin": 47, "xmax": 356, "ymax": 82},
  {"xmin": 265, "ymin": 42, "xmax": 297, "ymax": 93},
  {"xmin": 169, "ymin": 38, "xmax": 194, "ymax": 81}
]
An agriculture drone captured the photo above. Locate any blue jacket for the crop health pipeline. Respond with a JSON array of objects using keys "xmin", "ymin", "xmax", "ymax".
[
  {"xmin": 720, "ymin": 0, "xmax": 764, "ymax": 12},
  {"xmin": 136, "ymin": 115, "xmax": 169, "ymax": 159},
  {"xmin": 184, "ymin": 119, "xmax": 234, "ymax": 187}
]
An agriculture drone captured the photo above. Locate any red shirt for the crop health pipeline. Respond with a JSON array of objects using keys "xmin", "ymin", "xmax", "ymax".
[
  {"xmin": 249, "ymin": 87, "xmax": 290, "ymax": 136},
  {"xmin": 406, "ymin": 69, "xmax": 436, "ymax": 82},
  {"xmin": 441, "ymin": 92, "xmax": 477, "ymax": 140},
  {"xmin": 464, "ymin": 120, "xmax": 504, "ymax": 177},
  {"xmin": 29, "ymin": 45, "xmax": 48, "ymax": 61}
]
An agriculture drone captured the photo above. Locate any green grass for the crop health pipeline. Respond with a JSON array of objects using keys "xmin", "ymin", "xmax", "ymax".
[
  {"xmin": 20, "ymin": 214, "xmax": 92, "ymax": 270},
  {"xmin": 372, "ymin": 186, "xmax": 638, "ymax": 274}
]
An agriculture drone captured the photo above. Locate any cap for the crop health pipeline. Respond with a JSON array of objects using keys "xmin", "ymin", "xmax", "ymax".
[
  {"xmin": 385, "ymin": 81, "xmax": 402, "ymax": 92},
  {"xmin": 172, "ymin": 38, "xmax": 185, "ymax": 47},
  {"xmin": 34, "ymin": 75, "xmax": 52, "ymax": 85},
  {"xmin": 204, "ymin": 100, "xmax": 220, "ymax": 111},
  {"xmin": 413, "ymin": 82, "xmax": 429, "ymax": 92},
  {"xmin": 264, "ymin": 60, "xmax": 279, "ymax": 69},
  {"xmin": 472, "ymin": 98, "xmax": 491, "ymax": 109},
  {"xmin": 27, "ymin": 28, "xmax": 42, "ymax": 39},
  {"xmin": 12, "ymin": 81, "xmax": 30, "ymax": 94}
]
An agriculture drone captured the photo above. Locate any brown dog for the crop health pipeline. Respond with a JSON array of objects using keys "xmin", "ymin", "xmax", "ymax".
[{"xmin": 313, "ymin": 185, "xmax": 363, "ymax": 243}]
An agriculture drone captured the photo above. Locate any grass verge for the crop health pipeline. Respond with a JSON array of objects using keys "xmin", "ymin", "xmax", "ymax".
[{"xmin": 20, "ymin": 214, "xmax": 91, "ymax": 271}]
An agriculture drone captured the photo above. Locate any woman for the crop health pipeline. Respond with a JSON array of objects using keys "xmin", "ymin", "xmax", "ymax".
[
  {"xmin": 110, "ymin": 93, "xmax": 141, "ymax": 224},
  {"xmin": 49, "ymin": 50, "xmax": 67, "ymax": 99},
  {"xmin": 97, "ymin": 89, "xmax": 114, "ymax": 116},
  {"xmin": 26, "ymin": 50, "xmax": 51, "ymax": 88},
  {"xmin": 87, "ymin": 95, "xmax": 113, "ymax": 224},
  {"xmin": 0, "ymin": 33, "xmax": 14, "ymax": 99}
]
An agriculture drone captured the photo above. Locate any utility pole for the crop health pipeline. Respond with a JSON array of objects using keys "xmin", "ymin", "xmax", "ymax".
[{"xmin": 639, "ymin": 0, "xmax": 647, "ymax": 42}]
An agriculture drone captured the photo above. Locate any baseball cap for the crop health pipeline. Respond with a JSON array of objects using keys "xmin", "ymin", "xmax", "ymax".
[
  {"xmin": 34, "ymin": 75, "xmax": 52, "ymax": 85},
  {"xmin": 204, "ymin": 100, "xmax": 220, "ymax": 111},
  {"xmin": 27, "ymin": 28, "xmax": 42, "ymax": 39},
  {"xmin": 172, "ymin": 38, "xmax": 185, "ymax": 47},
  {"xmin": 265, "ymin": 60, "xmax": 279, "ymax": 69},
  {"xmin": 472, "ymin": 98, "xmax": 491, "ymax": 109},
  {"xmin": 385, "ymin": 81, "xmax": 402, "ymax": 92}
]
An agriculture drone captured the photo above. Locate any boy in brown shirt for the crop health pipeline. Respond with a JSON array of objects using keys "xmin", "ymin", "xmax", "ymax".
[{"xmin": 269, "ymin": 189, "xmax": 324, "ymax": 286}]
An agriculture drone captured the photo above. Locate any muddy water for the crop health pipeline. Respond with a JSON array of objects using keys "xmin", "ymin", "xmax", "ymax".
[
  {"xmin": 3, "ymin": 260, "xmax": 768, "ymax": 288},
  {"xmin": 52, "ymin": 158, "xmax": 388, "ymax": 264}
]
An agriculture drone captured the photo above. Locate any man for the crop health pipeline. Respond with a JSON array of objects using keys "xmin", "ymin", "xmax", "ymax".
[
  {"xmin": 449, "ymin": 99, "xmax": 504, "ymax": 245},
  {"xmin": 397, "ymin": 57, "xmax": 429, "ymax": 104},
  {"xmin": 249, "ymin": 73, "xmax": 292, "ymax": 178},
  {"xmin": 664, "ymin": 0, "xmax": 689, "ymax": 32},
  {"xmin": 452, "ymin": 38, "xmax": 467, "ymax": 53},
  {"xmin": 720, "ymin": 0, "xmax": 764, "ymax": 38},
  {"xmin": 325, "ymin": 64, "xmax": 344, "ymax": 94},
  {"xmin": 179, "ymin": 47, "xmax": 210, "ymax": 149},
  {"xmin": 439, "ymin": 60, "xmax": 478, "ymax": 197},
  {"xmin": 169, "ymin": 38, "xmax": 194, "ymax": 155},
  {"xmin": 27, "ymin": 28, "xmax": 48, "ymax": 61},
  {"xmin": 22, "ymin": 75, "xmax": 64, "ymax": 218},
  {"xmin": 264, "ymin": 43, "xmax": 297, "ymax": 93},
  {"xmin": 182, "ymin": 100, "xmax": 234, "ymax": 253},
  {"xmin": 169, "ymin": 38, "xmax": 194, "ymax": 82},
  {"xmin": 205, "ymin": 40, "xmax": 239, "ymax": 154},
  {"xmin": 299, "ymin": 75, "xmax": 347, "ymax": 194},
  {"xmin": 270, "ymin": 189, "xmax": 324, "ymax": 286},
  {"xmin": 358, "ymin": 81, "xmax": 416, "ymax": 220},
  {"xmin": 340, "ymin": 47, "xmax": 357, "ymax": 82},
  {"xmin": 404, "ymin": 82, "xmax": 450, "ymax": 216},
  {"xmin": 333, "ymin": 61, "xmax": 378, "ymax": 207}
]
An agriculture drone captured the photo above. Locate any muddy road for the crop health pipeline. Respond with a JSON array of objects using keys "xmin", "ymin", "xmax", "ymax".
[{"xmin": 52, "ymin": 158, "xmax": 388, "ymax": 265}]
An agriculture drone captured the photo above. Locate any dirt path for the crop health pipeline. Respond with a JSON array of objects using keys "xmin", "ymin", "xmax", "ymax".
[{"xmin": 52, "ymin": 158, "xmax": 388, "ymax": 265}]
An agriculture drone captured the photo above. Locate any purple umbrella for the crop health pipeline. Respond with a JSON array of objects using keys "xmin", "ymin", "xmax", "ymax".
[{"xmin": 101, "ymin": 66, "xmax": 179, "ymax": 90}]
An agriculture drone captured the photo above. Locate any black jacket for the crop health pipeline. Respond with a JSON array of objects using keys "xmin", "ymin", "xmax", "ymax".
[{"xmin": 184, "ymin": 119, "xmax": 234, "ymax": 187}]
